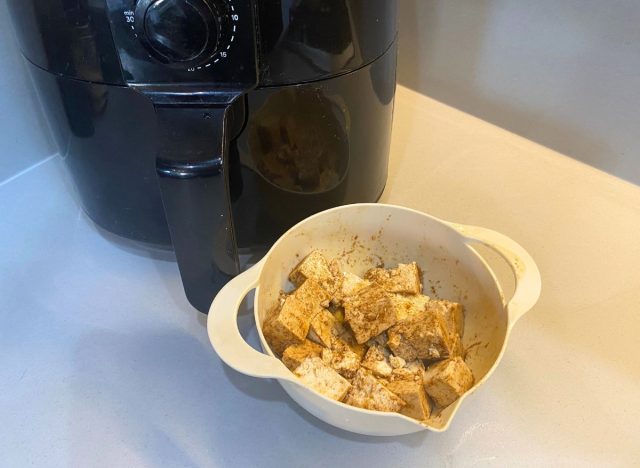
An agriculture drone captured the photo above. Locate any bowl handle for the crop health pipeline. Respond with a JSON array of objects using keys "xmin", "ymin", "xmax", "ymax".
[
  {"xmin": 449, "ymin": 223, "xmax": 542, "ymax": 328},
  {"xmin": 207, "ymin": 258, "xmax": 296, "ymax": 381}
]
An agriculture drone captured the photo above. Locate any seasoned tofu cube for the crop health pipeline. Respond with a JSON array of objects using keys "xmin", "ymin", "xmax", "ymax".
[
  {"xmin": 364, "ymin": 262, "xmax": 422, "ymax": 295},
  {"xmin": 392, "ymin": 293, "xmax": 431, "ymax": 321},
  {"xmin": 294, "ymin": 357, "xmax": 352, "ymax": 401},
  {"xmin": 328, "ymin": 258, "xmax": 343, "ymax": 279},
  {"xmin": 387, "ymin": 311, "xmax": 453, "ymax": 361},
  {"xmin": 389, "ymin": 355, "xmax": 406, "ymax": 369},
  {"xmin": 344, "ymin": 285, "xmax": 397, "ymax": 344},
  {"xmin": 289, "ymin": 250, "xmax": 336, "ymax": 292},
  {"xmin": 263, "ymin": 295, "xmax": 311, "ymax": 355},
  {"xmin": 341, "ymin": 271, "xmax": 371, "ymax": 298},
  {"xmin": 386, "ymin": 377, "xmax": 431, "ymax": 421},
  {"xmin": 336, "ymin": 326, "xmax": 367, "ymax": 359},
  {"xmin": 361, "ymin": 345, "xmax": 393, "ymax": 378},
  {"xmin": 328, "ymin": 259, "xmax": 343, "ymax": 292},
  {"xmin": 405, "ymin": 359, "xmax": 426, "ymax": 375},
  {"xmin": 390, "ymin": 360, "xmax": 426, "ymax": 383},
  {"xmin": 308, "ymin": 308, "xmax": 338, "ymax": 348},
  {"xmin": 292, "ymin": 279, "xmax": 331, "ymax": 318},
  {"xmin": 321, "ymin": 337, "xmax": 361, "ymax": 378},
  {"xmin": 282, "ymin": 340, "xmax": 323, "ymax": 371},
  {"xmin": 344, "ymin": 368, "xmax": 406, "ymax": 412},
  {"xmin": 423, "ymin": 357, "xmax": 474, "ymax": 408},
  {"xmin": 427, "ymin": 299, "xmax": 465, "ymax": 338}
]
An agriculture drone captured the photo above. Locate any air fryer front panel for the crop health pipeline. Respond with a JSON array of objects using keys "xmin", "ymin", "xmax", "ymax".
[{"xmin": 232, "ymin": 42, "xmax": 397, "ymax": 251}]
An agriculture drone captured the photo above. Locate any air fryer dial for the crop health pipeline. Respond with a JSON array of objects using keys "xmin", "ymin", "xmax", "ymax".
[{"xmin": 134, "ymin": 0, "xmax": 237, "ymax": 68}]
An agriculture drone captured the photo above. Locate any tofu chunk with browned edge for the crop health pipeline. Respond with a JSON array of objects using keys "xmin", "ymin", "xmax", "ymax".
[
  {"xmin": 263, "ymin": 295, "xmax": 312, "ymax": 355},
  {"xmin": 292, "ymin": 279, "xmax": 331, "ymax": 317},
  {"xmin": 387, "ymin": 372, "xmax": 431, "ymax": 420},
  {"xmin": 423, "ymin": 357, "xmax": 474, "ymax": 408},
  {"xmin": 289, "ymin": 250, "xmax": 336, "ymax": 293},
  {"xmin": 387, "ymin": 310, "xmax": 453, "ymax": 361},
  {"xmin": 344, "ymin": 368, "xmax": 406, "ymax": 412},
  {"xmin": 294, "ymin": 357, "xmax": 352, "ymax": 401},
  {"xmin": 427, "ymin": 299, "xmax": 465, "ymax": 338},
  {"xmin": 336, "ymin": 326, "xmax": 367, "ymax": 359},
  {"xmin": 308, "ymin": 308, "xmax": 337, "ymax": 348},
  {"xmin": 361, "ymin": 345, "xmax": 393, "ymax": 378},
  {"xmin": 392, "ymin": 293, "xmax": 430, "ymax": 321},
  {"xmin": 392, "ymin": 359, "xmax": 425, "ymax": 380},
  {"xmin": 344, "ymin": 285, "xmax": 397, "ymax": 344},
  {"xmin": 364, "ymin": 262, "xmax": 422, "ymax": 295},
  {"xmin": 282, "ymin": 340, "xmax": 323, "ymax": 371},
  {"xmin": 321, "ymin": 337, "xmax": 361, "ymax": 378},
  {"xmin": 340, "ymin": 271, "xmax": 371, "ymax": 298}
]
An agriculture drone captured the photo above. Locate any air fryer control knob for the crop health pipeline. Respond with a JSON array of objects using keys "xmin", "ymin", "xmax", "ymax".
[{"xmin": 135, "ymin": 0, "xmax": 222, "ymax": 64}]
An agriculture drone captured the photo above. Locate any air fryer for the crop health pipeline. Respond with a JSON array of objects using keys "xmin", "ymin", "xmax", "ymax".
[{"xmin": 7, "ymin": 0, "xmax": 398, "ymax": 312}]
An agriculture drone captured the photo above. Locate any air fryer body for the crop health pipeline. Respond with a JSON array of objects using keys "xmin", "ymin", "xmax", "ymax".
[{"xmin": 8, "ymin": 0, "xmax": 398, "ymax": 310}]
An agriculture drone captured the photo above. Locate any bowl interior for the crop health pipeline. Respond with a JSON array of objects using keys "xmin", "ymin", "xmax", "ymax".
[{"xmin": 255, "ymin": 204, "xmax": 507, "ymax": 429}]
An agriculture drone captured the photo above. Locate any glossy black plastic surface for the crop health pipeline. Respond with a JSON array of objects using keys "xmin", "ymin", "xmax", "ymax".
[
  {"xmin": 28, "ymin": 63, "xmax": 171, "ymax": 246},
  {"xmin": 154, "ymin": 101, "xmax": 244, "ymax": 312},
  {"xmin": 7, "ymin": 0, "xmax": 124, "ymax": 84},
  {"xmin": 9, "ymin": 0, "xmax": 396, "ymax": 87},
  {"xmin": 11, "ymin": 0, "xmax": 397, "ymax": 312},
  {"xmin": 139, "ymin": 0, "xmax": 218, "ymax": 63},
  {"xmin": 255, "ymin": 0, "xmax": 397, "ymax": 86},
  {"xmin": 232, "ymin": 43, "xmax": 397, "ymax": 249},
  {"xmin": 104, "ymin": 0, "xmax": 256, "ymax": 84},
  {"xmin": 27, "ymin": 43, "xmax": 395, "ymax": 265}
]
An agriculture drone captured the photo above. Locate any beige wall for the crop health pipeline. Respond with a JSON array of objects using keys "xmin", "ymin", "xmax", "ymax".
[{"xmin": 397, "ymin": 0, "xmax": 640, "ymax": 185}]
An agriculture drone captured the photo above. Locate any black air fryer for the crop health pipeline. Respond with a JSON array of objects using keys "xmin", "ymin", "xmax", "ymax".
[{"xmin": 8, "ymin": 0, "xmax": 397, "ymax": 312}]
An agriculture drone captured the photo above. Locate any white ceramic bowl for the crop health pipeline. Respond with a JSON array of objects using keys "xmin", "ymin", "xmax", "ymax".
[{"xmin": 208, "ymin": 204, "xmax": 541, "ymax": 436}]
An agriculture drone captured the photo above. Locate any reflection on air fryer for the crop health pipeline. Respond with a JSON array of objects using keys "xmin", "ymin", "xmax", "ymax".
[{"xmin": 248, "ymin": 89, "xmax": 349, "ymax": 194}]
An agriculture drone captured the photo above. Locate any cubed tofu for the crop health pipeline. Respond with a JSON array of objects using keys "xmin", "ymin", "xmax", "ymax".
[
  {"xmin": 344, "ymin": 285, "xmax": 397, "ymax": 344},
  {"xmin": 390, "ymin": 360, "xmax": 425, "ymax": 383},
  {"xmin": 427, "ymin": 299, "xmax": 465, "ymax": 338},
  {"xmin": 328, "ymin": 259, "xmax": 343, "ymax": 291},
  {"xmin": 344, "ymin": 368, "xmax": 406, "ymax": 412},
  {"xmin": 364, "ymin": 262, "xmax": 422, "ymax": 295},
  {"xmin": 392, "ymin": 293, "xmax": 431, "ymax": 321},
  {"xmin": 405, "ymin": 359, "xmax": 426, "ymax": 375},
  {"xmin": 294, "ymin": 357, "xmax": 352, "ymax": 401},
  {"xmin": 328, "ymin": 258, "xmax": 343, "ymax": 279},
  {"xmin": 387, "ymin": 311, "xmax": 453, "ymax": 361},
  {"xmin": 263, "ymin": 295, "xmax": 312, "ymax": 355},
  {"xmin": 289, "ymin": 250, "xmax": 336, "ymax": 293},
  {"xmin": 361, "ymin": 345, "xmax": 393, "ymax": 378},
  {"xmin": 386, "ymin": 378, "xmax": 431, "ymax": 421},
  {"xmin": 321, "ymin": 337, "xmax": 361, "ymax": 378},
  {"xmin": 423, "ymin": 357, "xmax": 474, "ymax": 408},
  {"xmin": 308, "ymin": 308, "xmax": 338, "ymax": 347},
  {"xmin": 337, "ymin": 326, "xmax": 367, "ymax": 359},
  {"xmin": 292, "ymin": 279, "xmax": 331, "ymax": 319},
  {"xmin": 341, "ymin": 271, "xmax": 371, "ymax": 298},
  {"xmin": 389, "ymin": 355, "xmax": 406, "ymax": 369},
  {"xmin": 282, "ymin": 340, "xmax": 323, "ymax": 371}
]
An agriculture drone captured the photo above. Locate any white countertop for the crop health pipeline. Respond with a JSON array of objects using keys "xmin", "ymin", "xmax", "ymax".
[{"xmin": 2, "ymin": 86, "xmax": 639, "ymax": 467}]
